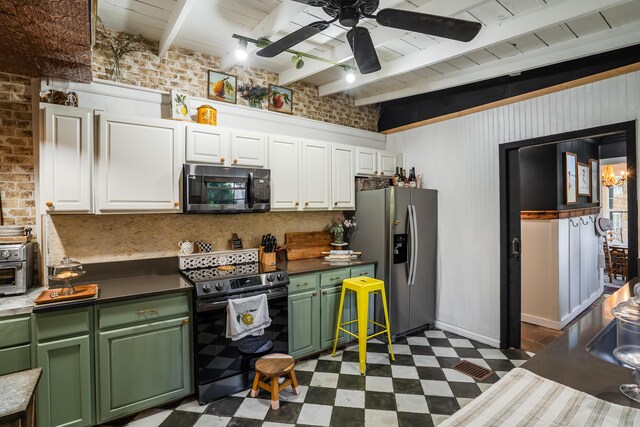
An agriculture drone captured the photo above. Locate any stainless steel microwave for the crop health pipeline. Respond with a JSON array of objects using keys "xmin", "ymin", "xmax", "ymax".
[{"xmin": 183, "ymin": 164, "xmax": 270, "ymax": 214}]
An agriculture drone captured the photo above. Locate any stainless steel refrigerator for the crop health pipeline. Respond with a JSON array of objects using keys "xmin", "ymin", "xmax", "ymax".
[{"xmin": 350, "ymin": 187, "xmax": 437, "ymax": 339}]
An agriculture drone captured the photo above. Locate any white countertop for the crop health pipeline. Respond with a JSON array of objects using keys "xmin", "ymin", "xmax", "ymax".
[{"xmin": 0, "ymin": 289, "xmax": 41, "ymax": 317}]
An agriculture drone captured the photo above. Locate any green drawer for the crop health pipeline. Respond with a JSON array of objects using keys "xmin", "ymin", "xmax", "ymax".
[
  {"xmin": 98, "ymin": 293, "xmax": 190, "ymax": 330},
  {"xmin": 288, "ymin": 274, "xmax": 318, "ymax": 295},
  {"xmin": 0, "ymin": 315, "xmax": 30, "ymax": 348},
  {"xmin": 0, "ymin": 344, "xmax": 31, "ymax": 375},
  {"xmin": 35, "ymin": 307, "xmax": 91, "ymax": 341},
  {"xmin": 320, "ymin": 269, "xmax": 349, "ymax": 288},
  {"xmin": 350, "ymin": 264, "xmax": 375, "ymax": 279}
]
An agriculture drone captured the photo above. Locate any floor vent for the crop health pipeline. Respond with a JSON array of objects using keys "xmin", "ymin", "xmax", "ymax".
[{"xmin": 451, "ymin": 360, "xmax": 494, "ymax": 381}]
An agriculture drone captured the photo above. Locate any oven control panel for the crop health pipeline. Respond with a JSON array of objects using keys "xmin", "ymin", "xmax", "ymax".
[{"xmin": 193, "ymin": 270, "xmax": 289, "ymax": 298}]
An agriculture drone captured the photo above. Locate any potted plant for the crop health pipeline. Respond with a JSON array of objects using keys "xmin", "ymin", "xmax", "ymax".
[
  {"xmin": 329, "ymin": 217, "xmax": 357, "ymax": 245},
  {"xmin": 237, "ymin": 80, "xmax": 269, "ymax": 109}
]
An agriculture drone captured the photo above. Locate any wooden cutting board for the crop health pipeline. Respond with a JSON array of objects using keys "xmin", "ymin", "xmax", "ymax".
[{"xmin": 284, "ymin": 231, "xmax": 332, "ymax": 261}]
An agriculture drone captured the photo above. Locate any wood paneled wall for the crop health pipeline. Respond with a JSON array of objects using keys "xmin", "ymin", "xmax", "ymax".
[{"xmin": 386, "ymin": 71, "xmax": 639, "ymax": 345}]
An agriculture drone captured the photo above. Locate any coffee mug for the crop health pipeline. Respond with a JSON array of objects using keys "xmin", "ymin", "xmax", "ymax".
[
  {"xmin": 178, "ymin": 241, "xmax": 194, "ymax": 254},
  {"xmin": 197, "ymin": 241, "xmax": 212, "ymax": 253}
]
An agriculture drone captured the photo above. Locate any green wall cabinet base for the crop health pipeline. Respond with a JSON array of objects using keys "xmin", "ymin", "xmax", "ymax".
[{"xmin": 288, "ymin": 289, "xmax": 321, "ymax": 359}]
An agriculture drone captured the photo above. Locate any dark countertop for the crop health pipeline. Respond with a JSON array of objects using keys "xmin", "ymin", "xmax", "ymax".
[
  {"xmin": 277, "ymin": 258, "xmax": 377, "ymax": 275},
  {"xmin": 0, "ymin": 367, "xmax": 41, "ymax": 423},
  {"xmin": 523, "ymin": 278, "xmax": 640, "ymax": 408}
]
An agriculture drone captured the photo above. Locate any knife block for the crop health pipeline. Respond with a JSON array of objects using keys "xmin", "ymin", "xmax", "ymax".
[{"xmin": 259, "ymin": 246, "xmax": 276, "ymax": 266}]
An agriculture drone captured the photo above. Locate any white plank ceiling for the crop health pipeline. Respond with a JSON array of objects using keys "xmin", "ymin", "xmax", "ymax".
[{"xmin": 98, "ymin": 0, "xmax": 640, "ymax": 106}]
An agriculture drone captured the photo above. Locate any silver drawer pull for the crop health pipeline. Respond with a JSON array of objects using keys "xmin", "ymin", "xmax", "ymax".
[
  {"xmin": 138, "ymin": 307, "xmax": 158, "ymax": 315},
  {"xmin": 297, "ymin": 282, "xmax": 309, "ymax": 287}
]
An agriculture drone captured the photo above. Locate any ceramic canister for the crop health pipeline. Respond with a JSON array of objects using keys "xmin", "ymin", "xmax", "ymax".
[
  {"xmin": 197, "ymin": 105, "xmax": 217, "ymax": 126},
  {"xmin": 178, "ymin": 241, "xmax": 194, "ymax": 254}
]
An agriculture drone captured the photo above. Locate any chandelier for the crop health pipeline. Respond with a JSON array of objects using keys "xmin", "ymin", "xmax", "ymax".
[{"xmin": 602, "ymin": 165, "xmax": 626, "ymax": 187}]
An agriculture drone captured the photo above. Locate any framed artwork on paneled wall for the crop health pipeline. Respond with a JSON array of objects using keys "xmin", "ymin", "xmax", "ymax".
[
  {"xmin": 589, "ymin": 159, "xmax": 599, "ymax": 203},
  {"xmin": 578, "ymin": 162, "xmax": 591, "ymax": 196},
  {"xmin": 563, "ymin": 152, "xmax": 578, "ymax": 204}
]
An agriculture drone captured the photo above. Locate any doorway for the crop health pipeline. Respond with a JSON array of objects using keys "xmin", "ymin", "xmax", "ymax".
[{"xmin": 499, "ymin": 121, "xmax": 637, "ymax": 349}]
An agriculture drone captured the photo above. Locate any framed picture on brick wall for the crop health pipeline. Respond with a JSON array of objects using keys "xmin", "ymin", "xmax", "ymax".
[
  {"xmin": 268, "ymin": 85, "xmax": 293, "ymax": 114},
  {"xmin": 207, "ymin": 70, "xmax": 237, "ymax": 104}
]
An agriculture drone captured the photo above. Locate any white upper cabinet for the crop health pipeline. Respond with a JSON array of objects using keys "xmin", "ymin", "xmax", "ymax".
[
  {"xmin": 268, "ymin": 136, "xmax": 300, "ymax": 210},
  {"xmin": 97, "ymin": 114, "xmax": 184, "ymax": 213},
  {"xmin": 378, "ymin": 151, "xmax": 398, "ymax": 177},
  {"xmin": 356, "ymin": 147, "xmax": 377, "ymax": 176},
  {"xmin": 186, "ymin": 123, "xmax": 229, "ymax": 165},
  {"xmin": 230, "ymin": 131, "xmax": 266, "ymax": 167},
  {"xmin": 331, "ymin": 144, "xmax": 355, "ymax": 210},
  {"xmin": 40, "ymin": 105, "xmax": 94, "ymax": 213},
  {"xmin": 301, "ymin": 140, "xmax": 330, "ymax": 209}
]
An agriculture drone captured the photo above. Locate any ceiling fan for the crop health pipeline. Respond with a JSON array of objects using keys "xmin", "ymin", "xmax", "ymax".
[{"xmin": 256, "ymin": 0, "xmax": 482, "ymax": 75}]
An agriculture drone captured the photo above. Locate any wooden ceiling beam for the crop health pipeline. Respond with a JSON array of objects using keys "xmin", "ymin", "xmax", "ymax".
[
  {"xmin": 158, "ymin": 0, "xmax": 197, "ymax": 58},
  {"xmin": 220, "ymin": 0, "xmax": 308, "ymax": 71},
  {"xmin": 356, "ymin": 23, "xmax": 640, "ymax": 106},
  {"xmin": 318, "ymin": 0, "xmax": 635, "ymax": 96},
  {"xmin": 277, "ymin": 0, "xmax": 491, "ymax": 86}
]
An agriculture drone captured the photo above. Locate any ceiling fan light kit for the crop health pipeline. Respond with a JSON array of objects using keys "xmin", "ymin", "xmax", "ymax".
[{"xmin": 255, "ymin": 0, "xmax": 482, "ymax": 76}]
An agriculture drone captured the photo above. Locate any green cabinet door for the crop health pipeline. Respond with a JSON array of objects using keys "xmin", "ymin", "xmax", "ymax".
[
  {"xmin": 97, "ymin": 317, "xmax": 192, "ymax": 423},
  {"xmin": 36, "ymin": 334, "xmax": 93, "ymax": 427},
  {"xmin": 320, "ymin": 286, "xmax": 352, "ymax": 349},
  {"xmin": 288, "ymin": 289, "xmax": 320, "ymax": 359}
]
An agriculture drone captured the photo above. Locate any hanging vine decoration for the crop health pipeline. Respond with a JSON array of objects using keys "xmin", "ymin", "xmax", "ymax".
[{"xmin": 95, "ymin": 17, "xmax": 145, "ymax": 82}]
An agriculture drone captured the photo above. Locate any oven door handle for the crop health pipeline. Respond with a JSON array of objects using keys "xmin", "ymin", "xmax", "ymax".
[
  {"xmin": 1, "ymin": 262, "xmax": 23, "ymax": 270},
  {"xmin": 248, "ymin": 172, "xmax": 254, "ymax": 208},
  {"xmin": 197, "ymin": 286, "xmax": 288, "ymax": 312}
]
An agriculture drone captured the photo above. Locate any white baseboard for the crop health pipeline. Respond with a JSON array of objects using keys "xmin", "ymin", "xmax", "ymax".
[
  {"xmin": 434, "ymin": 321, "xmax": 500, "ymax": 348},
  {"xmin": 521, "ymin": 314, "xmax": 561, "ymax": 330}
]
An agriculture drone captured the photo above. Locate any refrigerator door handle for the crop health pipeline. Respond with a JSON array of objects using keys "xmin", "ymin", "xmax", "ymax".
[
  {"xmin": 410, "ymin": 205, "xmax": 419, "ymax": 285},
  {"xmin": 407, "ymin": 204, "xmax": 415, "ymax": 286}
]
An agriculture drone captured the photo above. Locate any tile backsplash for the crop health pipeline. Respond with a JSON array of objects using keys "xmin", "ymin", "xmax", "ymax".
[{"xmin": 45, "ymin": 211, "xmax": 343, "ymax": 264}]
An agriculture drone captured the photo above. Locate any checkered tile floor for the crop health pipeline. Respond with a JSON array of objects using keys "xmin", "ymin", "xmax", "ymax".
[{"xmin": 103, "ymin": 328, "xmax": 533, "ymax": 427}]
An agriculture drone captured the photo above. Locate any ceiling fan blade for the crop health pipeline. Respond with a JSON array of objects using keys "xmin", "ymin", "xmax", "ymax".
[
  {"xmin": 290, "ymin": 0, "xmax": 330, "ymax": 6},
  {"xmin": 375, "ymin": 9, "xmax": 482, "ymax": 42},
  {"xmin": 346, "ymin": 27, "xmax": 381, "ymax": 75},
  {"xmin": 256, "ymin": 21, "xmax": 330, "ymax": 58}
]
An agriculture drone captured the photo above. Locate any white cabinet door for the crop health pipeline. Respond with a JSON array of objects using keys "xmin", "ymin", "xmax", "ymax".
[
  {"xmin": 185, "ymin": 123, "xmax": 229, "ymax": 165},
  {"xmin": 97, "ymin": 114, "xmax": 184, "ymax": 213},
  {"xmin": 230, "ymin": 131, "xmax": 266, "ymax": 167},
  {"xmin": 40, "ymin": 105, "xmax": 94, "ymax": 213},
  {"xmin": 378, "ymin": 151, "xmax": 398, "ymax": 177},
  {"xmin": 356, "ymin": 148, "xmax": 377, "ymax": 176},
  {"xmin": 331, "ymin": 144, "xmax": 355, "ymax": 210},
  {"xmin": 301, "ymin": 140, "xmax": 330, "ymax": 209},
  {"xmin": 268, "ymin": 136, "xmax": 300, "ymax": 210},
  {"xmin": 568, "ymin": 218, "xmax": 581, "ymax": 312}
]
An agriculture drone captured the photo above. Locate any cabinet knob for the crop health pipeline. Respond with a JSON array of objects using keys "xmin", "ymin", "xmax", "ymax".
[
  {"xmin": 220, "ymin": 157, "xmax": 225, "ymax": 164},
  {"xmin": 233, "ymin": 159, "xmax": 238, "ymax": 164},
  {"xmin": 174, "ymin": 202, "xmax": 180, "ymax": 207},
  {"xmin": 295, "ymin": 202, "xmax": 299, "ymax": 207},
  {"xmin": 334, "ymin": 202, "xmax": 338, "ymax": 206},
  {"xmin": 312, "ymin": 291, "xmax": 318, "ymax": 297},
  {"xmin": 323, "ymin": 290, "xmax": 327, "ymax": 295},
  {"xmin": 380, "ymin": 172, "xmax": 384, "ymax": 176},
  {"xmin": 304, "ymin": 202, "xmax": 309, "ymax": 207},
  {"xmin": 45, "ymin": 201, "xmax": 53, "ymax": 207},
  {"xmin": 374, "ymin": 171, "xmax": 377, "ymax": 175}
]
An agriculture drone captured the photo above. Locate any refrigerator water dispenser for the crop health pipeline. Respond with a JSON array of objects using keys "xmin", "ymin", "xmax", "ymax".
[{"xmin": 393, "ymin": 234, "xmax": 408, "ymax": 264}]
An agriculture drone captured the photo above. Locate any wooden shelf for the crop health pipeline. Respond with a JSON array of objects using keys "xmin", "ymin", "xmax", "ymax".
[{"xmin": 521, "ymin": 207, "xmax": 601, "ymax": 220}]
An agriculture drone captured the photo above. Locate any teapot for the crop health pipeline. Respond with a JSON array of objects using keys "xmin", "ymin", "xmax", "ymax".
[{"xmin": 178, "ymin": 241, "xmax": 194, "ymax": 255}]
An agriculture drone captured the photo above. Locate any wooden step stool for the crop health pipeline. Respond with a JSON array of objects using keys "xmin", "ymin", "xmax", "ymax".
[{"xmin": 251, "ymin": 353, "xmax": 299, "ymax": 410}]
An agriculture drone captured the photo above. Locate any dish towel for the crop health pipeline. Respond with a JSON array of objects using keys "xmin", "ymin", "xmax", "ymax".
[
  {"xmin": 439, "ymin": 368, "xmax": 640, "ymax": 426},
  {"xmin": 226, "ymin": 294, "xmax": 272, "ymax": 341}
]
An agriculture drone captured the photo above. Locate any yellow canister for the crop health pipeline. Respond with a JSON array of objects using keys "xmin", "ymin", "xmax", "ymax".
[{"xmin": 197, "ymin": 105, "xmax": 217, "ymax": 125}]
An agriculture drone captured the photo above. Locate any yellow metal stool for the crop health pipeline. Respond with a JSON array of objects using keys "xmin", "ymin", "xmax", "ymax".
[{"xmin": 331, "ymin": 276, "xmax": 395, "ymax": 374}]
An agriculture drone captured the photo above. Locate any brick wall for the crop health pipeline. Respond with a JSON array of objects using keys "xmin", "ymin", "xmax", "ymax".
[
  {"xmin": 0, "ymin": 73, "xmax": 35, "ymax": 226},
  {"xmin": 92, "ymin": 27, "xmax": 379, "ymax": 132}
]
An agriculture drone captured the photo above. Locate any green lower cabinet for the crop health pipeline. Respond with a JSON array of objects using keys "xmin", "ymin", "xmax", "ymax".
[
  {"xmin": 320, "ymin": 285, "xmax": 352, "ymax": 349},
  {"xmin": 288, "ymin": 289, "xmax": 320, "ymax": 358},
  {"xmin": 0, "ymin": 314, "xmax": 32, "ymax": 376},
  {"xmin": 36, "ymin": 334, "xmax": 93, "ymax": 427},
  {"xmin": 0, "ymin": 344, "xmax": 31, "ymax": 375},
  {"xmin": 97, "ymin": 317, "xmax": 192, "ymax": 424}
]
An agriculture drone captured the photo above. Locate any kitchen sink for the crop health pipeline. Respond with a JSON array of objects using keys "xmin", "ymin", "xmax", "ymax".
[{"xmin": 586, "ymin": 319, "xmax": 625, "ymax": 367}]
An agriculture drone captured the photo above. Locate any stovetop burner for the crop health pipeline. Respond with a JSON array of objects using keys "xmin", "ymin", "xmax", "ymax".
[{"xmin": 181, "ymin": 262, "xmax": 289, "ymax": 299}]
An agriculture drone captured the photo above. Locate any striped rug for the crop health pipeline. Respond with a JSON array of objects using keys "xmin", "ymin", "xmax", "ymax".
[{"xmin": 440, "ymin": 368, "xmax": 640, "ymax": 426}]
